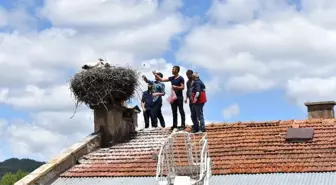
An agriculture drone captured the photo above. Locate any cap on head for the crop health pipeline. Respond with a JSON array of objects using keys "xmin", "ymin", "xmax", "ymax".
[
  {"xmin": 192, "ymin": 72, "xmax": 199, "ymax": 79},
  {"xmin": 156, "ymin": 72, "xmax": 163, "ymax": 78}
]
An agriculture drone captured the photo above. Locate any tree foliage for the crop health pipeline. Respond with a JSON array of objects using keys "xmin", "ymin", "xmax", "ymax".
[
  {"xmin": 0, "ymin": 170, "xmax": 29, "ymax": 185},
  {"xmin": 0, "ymin": 158, "xmax": 44, "ymax": 181}
]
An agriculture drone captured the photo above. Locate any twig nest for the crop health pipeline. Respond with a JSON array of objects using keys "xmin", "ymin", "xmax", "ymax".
[{"xmin": 69, "ymin": 66, "xmax": 140, "ymax": 108}]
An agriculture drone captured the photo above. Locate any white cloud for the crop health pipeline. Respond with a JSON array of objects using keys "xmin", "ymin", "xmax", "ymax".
[
  {"xmin": 40, "ymin": 0, "xmax": 182, "ymax": 27},
  {"xmin": 178, "ymin": 0, "xmax": 336, "ymax": 104},
  {"xmin": 208, "ymin": 0, "xmax": 297, "ymax": 24},
  {"xmin": 285, "ymin": 77, "xmax": 336, "ymax": 107},
  {"xmin": 0, "ymin": 99, "xmax": 93, "ymax": 161},
  {"xmin": 0, "ymin": 0, "xmax": 38, "ymax": 32},
  {"xmin": 225, "ymin": 74, "xmax": 275, "ymax": 93},
  {"xmin": 300, "ymin": 0, "xmax": 336, "ymax": 28},
  {"xmin": 0, "ymin": 119, "xmax": 7, "ymax": 140},
  {"xmin": 222, "ymin": 103, "xmax": 240, "ymax": 119},
  {"xmin": 0, "ymin": 84, "xmax": 74, "ymax": 111},
  {"xmin": 0, "ymin": 7, "xmax": 8, "ymax": 28},
  {"xmin": 4, "ymin": 0, "xmax": 336, "ymax": 162},
  {"xmin": 202, "ymin": 77, "xmax": 223, "ymax": 94},
  {"xmin": 0, "ymin": 57, "xmax": 202, "ymax": 161},
  {"xmin": 38, "ymin": 0, "xmax": 187, "ymax": 58},
  {"xmin": 41, "ymin": 0, "xmax": 155, "ymax": 27},
  {"xmin": 0, "ymin": 1, "xmax": 186, "ymax": 88},
  {"xmin": 6, "ymin": 8, "xmax": 37, "ymax": 32},
  {"xmin": 0, "ymin": 0, "xmax": 193, "ymax": 161},
  {"xmin": 3, "ymin": 110, "xmax": 93, "ymax": 161},
  {"xmin": 208, "ymin": 0, "xmax": 261, "ymax": 24}
]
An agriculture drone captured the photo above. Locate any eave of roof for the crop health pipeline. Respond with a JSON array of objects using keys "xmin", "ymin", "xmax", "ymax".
[{"xmin": 52, "ymin": 172, "xmax": 336, "ymax": 185}]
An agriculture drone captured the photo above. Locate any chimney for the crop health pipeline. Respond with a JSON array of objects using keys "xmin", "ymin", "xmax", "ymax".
[
  {"xmin": 304, "ymin": 101, "xmax": 336, "ymax": 119},
  {"xmin": 92, "ymin": 102, "xmax": 140, "ymax": 147}
]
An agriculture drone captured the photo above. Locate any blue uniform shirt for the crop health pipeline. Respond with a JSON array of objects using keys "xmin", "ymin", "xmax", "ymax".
[
  {"xmin": 141, "ymin": 90, "xmax": 153, "ymax": 110},
  {"xmin": 147, "ymin": 80, "xmax": 165, "ymax": 102},
  {"xmin": 192, "ymin": 79, "xmax": 205, "ymax": 93}
]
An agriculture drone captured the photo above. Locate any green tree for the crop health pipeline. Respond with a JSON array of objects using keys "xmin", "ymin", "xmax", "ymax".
[
  {"xmin": 0, "ymin": 170, "xmax": 28, "ymax": 185},
  {"xmin": 0, "ymin": 158, "xmax": 44, "ymax": 179}
]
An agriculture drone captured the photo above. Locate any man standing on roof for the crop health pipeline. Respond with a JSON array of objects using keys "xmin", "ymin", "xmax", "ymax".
[
  {"xmin": 141, "ymin": 84, "xmax": 154, "ymax": 128},
  {"xmin": 185, "ymin": 69, "xmax": 194, "ymax": 115},
  {"xmin": 142, "ymin": 72, "xmax": 166, "ymax": 128},
  {"xmin": 190, "ymin": 72, "xmax": 207, "ymax": 133},
  {"xmin": 153, "ymin": 66, "xmax": 185, "ymax": 130}
]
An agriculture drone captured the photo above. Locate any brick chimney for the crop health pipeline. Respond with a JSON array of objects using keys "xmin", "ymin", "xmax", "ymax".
[
  {"xmin": 304, "ymin": 101, "xmax": 336, "ymax": 119},
  {"xmin": 93, "ymin": 102, "xmax": 140, "ymax": 147}
]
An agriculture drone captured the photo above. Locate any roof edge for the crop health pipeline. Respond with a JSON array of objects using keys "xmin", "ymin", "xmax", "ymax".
[{"xmin": 15, "ymin": 133, "xmax": 101, "ymax": 185}]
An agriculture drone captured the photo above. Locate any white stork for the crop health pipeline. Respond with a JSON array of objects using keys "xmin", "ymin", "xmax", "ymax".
[{"xmin": 82, "ymin": 58, "xmax": 106, "ymax": 70}]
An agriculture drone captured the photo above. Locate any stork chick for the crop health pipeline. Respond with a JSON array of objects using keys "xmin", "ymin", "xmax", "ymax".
[{"xmin": 82, "ymin": 58, "xmax": 105, "ymax": 70}]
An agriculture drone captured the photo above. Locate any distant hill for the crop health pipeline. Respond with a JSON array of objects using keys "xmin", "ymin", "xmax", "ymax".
[{"xmin": 0, "ymin": 158, "xmax": 44, "ymax": 179}]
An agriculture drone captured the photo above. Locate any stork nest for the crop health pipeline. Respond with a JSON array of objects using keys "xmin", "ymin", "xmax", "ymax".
[{"xmin": 69, "ymin": 66, "xmax": 140, "ymax": 110}]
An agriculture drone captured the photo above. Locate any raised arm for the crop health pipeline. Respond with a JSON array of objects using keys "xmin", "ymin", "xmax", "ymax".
[
  {"xmin": 142, "ymin": 75, "xmax": 154, "ymax": 85},
  {"xmin": 153, "ymin": 71, "xmax": 170, "ymax": 82}
]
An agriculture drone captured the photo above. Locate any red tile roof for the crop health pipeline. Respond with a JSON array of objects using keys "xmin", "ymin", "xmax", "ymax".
[
  {"xmin": 61, "ymin": 129, "xmax": 171, "ymax": 177},
  {"xmin": 61, "ymin": 119, "xmax": 336, "ymax": 177}
]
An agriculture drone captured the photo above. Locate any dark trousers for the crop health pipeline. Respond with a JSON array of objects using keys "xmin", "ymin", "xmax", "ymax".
[
  {"xmin": 157, "ymin": 106, "xmax": 165, "ymax": 127},
  {"xmin": 191, "ymin": 103, "xmax": 205, "ymax": 132},
  {"xmin": 171, "ymin": 97, "xmax": 185, "ymax": 128},
  {"xmin": 189, "ymin": 102, "xmax": 193, "ymax": 120},
  {"xmin": 151, "ymin": 98, "xmax": 165, "ymax": 128},
  {"xmin": 143, "ymin": 109, "xmax": 152, "ymax": 128}
]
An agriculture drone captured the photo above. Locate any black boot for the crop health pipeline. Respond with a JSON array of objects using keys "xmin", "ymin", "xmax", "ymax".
[
  {"xmin": 179, "ymin": 123, "xmax": 185, "ymax": 130},
  {"xmin": 171, "ymin": 126, "xmax": 177, "ymax": 131}
]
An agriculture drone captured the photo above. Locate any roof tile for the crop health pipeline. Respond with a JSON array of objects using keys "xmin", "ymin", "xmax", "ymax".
[
  {"xmin": 61, "ymin": 119, "xmax": 336, "ymax": 177},
  {"xmin": 61, "ymin": 129, "xmax": 170, "ymax": 177}
]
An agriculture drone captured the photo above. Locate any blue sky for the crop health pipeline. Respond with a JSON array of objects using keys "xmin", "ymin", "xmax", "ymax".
[
  {"xmin": 159, "ymin": 0, "xmax": 306, "ymax": 122},
  {"xmin": 0, "ymin": 0, "xmax": 306, "ymax": 123},
  {"xmin": 1, "ymin": 0, "xmax": 335, "ymax": 161}
]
